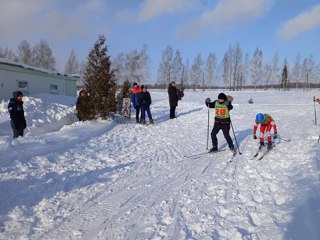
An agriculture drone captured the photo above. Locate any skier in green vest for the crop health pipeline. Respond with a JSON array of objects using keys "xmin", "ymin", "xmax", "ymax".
[{"xmin": 205, "ymin": 93, "xmax": 234, "ymax": 152}]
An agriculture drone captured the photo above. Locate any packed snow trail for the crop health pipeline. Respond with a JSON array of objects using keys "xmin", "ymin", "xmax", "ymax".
[{"xmin": 1, "ymin": 90, "xmax": 320, "ymax": 239}]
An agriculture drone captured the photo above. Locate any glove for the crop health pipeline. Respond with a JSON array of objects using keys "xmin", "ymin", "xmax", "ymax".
[
  {"xmin": 205, "ymin": 98, "xmax": 211, "ymax": 104},
  {"xmin": 273, "ymin": 134, "xmax": 277, "ymax": 139},
  {"xmin": 253, "ymin": 134, "xmax": 257, "ymax": 139}
]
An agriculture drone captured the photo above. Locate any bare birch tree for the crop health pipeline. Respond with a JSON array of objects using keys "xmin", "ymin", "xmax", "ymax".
[
  {"xmin": 31, "ymin": 39, "xmax": 56, "ymax": 70},
  {"xmin": 251, "ymin": 48, "xmax": 263, "ymax": 90},
  {"xmin": 190, "ymin": 53, "xmax": 203, "ymax": 90},
  {"xmin": 17, "ymin": 40, "xmax": 32, "ymax": 65},
  {"xmin": 205, "ymin": 52, "xmax": 216, "ymax": 88},
  {"xmin": 157, "ymin": 45, "xmax": 173, "ymax": 86},
  {"xmin": 64, "ymin": 49, "xmax": 79, "ymax": 74}
]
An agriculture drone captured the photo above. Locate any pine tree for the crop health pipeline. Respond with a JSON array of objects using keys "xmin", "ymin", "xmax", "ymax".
[
  {"xmin": 122, "ymin": 79, "xmax": 131, "ymax": 98},
  {"xmin": 83, "ymin": 35, "xmax": 117, "ymax": 119},
  {"xmin": 281, "ymin": 64, "xmax": 288, "ymax": 90}
]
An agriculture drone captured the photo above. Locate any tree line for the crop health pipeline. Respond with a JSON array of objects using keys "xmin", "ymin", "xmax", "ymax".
[{"xmin": 1, "ymin": 38, "xmax": 320, "ymax": 92}]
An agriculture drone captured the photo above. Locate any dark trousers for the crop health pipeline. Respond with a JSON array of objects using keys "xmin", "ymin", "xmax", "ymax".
[
  {"xmin": 170, "ymin": 106, "xmax": 176, "ymax": 119},
  {"xmin": 141, "ymin": 106, "xmax": 152, "ymax": 120},
  {"xmin": 12, "ymin": 126, "xmax": 24, "ymax": 138},
  {"xmin": 135, "ymin": 106, "xmax": 141, "ymax": 122},
  {"xmin": 211, "ymin": 122, "xmax": 233, "ymax": 148}
]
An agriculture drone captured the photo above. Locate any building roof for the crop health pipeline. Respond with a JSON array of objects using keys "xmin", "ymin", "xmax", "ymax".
[{"xmin": 0, "ymin": 57, "xmax": 80, "ymax": 80}]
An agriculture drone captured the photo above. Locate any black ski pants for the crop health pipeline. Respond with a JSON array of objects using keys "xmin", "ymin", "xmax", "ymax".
[{"xmin": 211, "ymin": 122, "xmax": 233, "ymax": 148}]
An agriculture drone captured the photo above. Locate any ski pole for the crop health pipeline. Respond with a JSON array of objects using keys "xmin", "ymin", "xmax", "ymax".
[
  {"xmin": 230, "ymin": 120, "xmax": 242, "ymax": 154},
  {"xmin": 279, "ymin": 137, "xmax": 291, "ymax": 142},
  {"xmin": 206, "ymin": 106, "xmax": 210, "ymax": 150},
  {"xmin": 314, "ymin": 96, "xmax": 317, "ymax": 125}
]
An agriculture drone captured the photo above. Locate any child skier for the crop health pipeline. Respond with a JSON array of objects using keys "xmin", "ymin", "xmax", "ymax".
[
  {"xmin": 253, "ymin": 113, "xmax": 278, "ymax": 149},
  {"xmin": 205, "ymin": 93, "xmax": 234, "ymax": 152}
]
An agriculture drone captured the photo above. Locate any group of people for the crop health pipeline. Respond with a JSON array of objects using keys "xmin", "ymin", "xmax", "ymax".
[
  {"xmin": 131, "ymin": 82, "xmax": 154, "ymax": 124},
  {"xmin": 6, "ymin": 89, "xmax": 280, "ymax": 146},
  {"xmin": 130, "ymin": 80, "xmax": 184, "ymax": 124},
  {"xmin": 205, "ymin": 92, "xmax": 278, "ymax": 153}
]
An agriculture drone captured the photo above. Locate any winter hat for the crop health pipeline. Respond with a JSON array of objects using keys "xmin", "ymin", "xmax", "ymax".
[
  {"xmin": 79, "ymin": 90, "xmax": 86, "ymax": 96},
  {"xmin": 132, "ymin": 82, "xmax": 138, "ymax": 86},
  {"xmin": 13, "ymin": 91, "xmax": 23, "ymax": 98},
  {"xmin": 171, "ymin": 81, "xmax": 176, "ymax": 85},
  {"xmin": 256, "ymin": 113, "xmax": 265, "ymax": 123},
  {"xmin": 218, "ymin": 93, "xmax": 227, "ymax": 101},
  {"xmin": 141, "ymin": 85, "xmax": 144, "ymax": 90}
]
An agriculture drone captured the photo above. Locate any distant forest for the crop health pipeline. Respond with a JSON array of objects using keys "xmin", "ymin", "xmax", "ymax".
[{"xmin": 1, "ymin": 39, "xmax": 319, "ymax": 91}]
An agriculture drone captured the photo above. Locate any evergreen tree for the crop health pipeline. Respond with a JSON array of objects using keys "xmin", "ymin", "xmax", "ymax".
[
  {"xmin": 281, "ymin": 63, "xmax": 288, "ymax": 90},
  {"xmin": 83, "ymin": 35, "xmax": 117, "ymax": 119},
  {"xmin": 122, "ymin": 79, "xmax": 131, "ymax": 98}
]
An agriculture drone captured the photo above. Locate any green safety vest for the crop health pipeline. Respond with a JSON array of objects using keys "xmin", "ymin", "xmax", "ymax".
[{"xmin": 214, "ymin": 101, "xmax": 230, "ymax": 119}]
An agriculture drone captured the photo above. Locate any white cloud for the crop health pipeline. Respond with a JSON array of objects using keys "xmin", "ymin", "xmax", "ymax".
[
  {"xmin": 278, "ymin": 4, "xmax": 320, "ymax": 40},
  {"xmin": 0, "ymin": 0, "xmax": 51, "ymax": 44},
  {"xmin": 178, "ymin": 0, "xmax": 271, "ymax": 38},
  {"xmin": 138, "ymin": 0, "xmax": 198, "ymax": 21}
]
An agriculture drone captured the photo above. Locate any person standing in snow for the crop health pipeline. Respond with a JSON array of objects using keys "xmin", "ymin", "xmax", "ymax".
[
  {"xmin": 8, "ymin": 91, "xmax": 27, "ymax": 138},
  {"xmin": 168, "ymin": 81, "xmax": 179, "ymax": 119},
  {"xmin": 139, "ymin": 85, "xmax": 154, "ymax": 125},
  {"xmin": 76, "ymin": 90, "xmax": 90, "ymax": 121},
  {"xmin": 253, "ymin": 113, "xmax": 277, "ymax": 149},
  {"xmin": 205, "ymin": 93, "xmax": 234, "ymax": 152},
  {"xmin": 131, "ymin": 82, "xmax": 142, "ymax": 123}
]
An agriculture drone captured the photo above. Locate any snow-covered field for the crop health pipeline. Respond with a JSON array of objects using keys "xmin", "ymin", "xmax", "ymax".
[{"xmin": 1, "ymin": 89, "xmax": 320, "ymax": 240}]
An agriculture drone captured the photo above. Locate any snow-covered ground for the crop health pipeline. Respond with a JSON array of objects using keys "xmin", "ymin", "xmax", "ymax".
[{"xmin": 1, "ymin": 89, "xmax": 320, "ymax": 240}]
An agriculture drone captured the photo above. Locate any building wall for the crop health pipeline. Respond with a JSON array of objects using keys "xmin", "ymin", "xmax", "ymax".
[{"xmin": 0, "ymin": 63, "xmax": 78, "ymax": 100}]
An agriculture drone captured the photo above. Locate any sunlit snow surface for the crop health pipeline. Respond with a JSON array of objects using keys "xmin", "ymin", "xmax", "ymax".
[{"xmin": 1, "ymin": 90, "xmax": 320, "ymax": 240}]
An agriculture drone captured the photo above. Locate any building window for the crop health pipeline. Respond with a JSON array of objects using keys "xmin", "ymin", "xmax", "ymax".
[
  {"xmin": 18, "ymin": 81, "xmax": 28, "ymax": 94},
  {"xmin": 50, "ymin": 85, "xmax": 58, "ymax": 94}
]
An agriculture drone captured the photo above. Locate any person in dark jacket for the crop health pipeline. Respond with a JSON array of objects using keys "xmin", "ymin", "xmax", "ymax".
[
  {"xmin": 8, "ymin": 91, "xmax": 27, "ymax": 138},
  {"xmin": 168, "ymin": 81, "xmax": 179, "ymax": 119},
  {"xmin": 131, "ymin": 82, "xmax": 142, "ymax": 123},
  {"xmin": 76, "ymin": 90, "xmax": 90, "ymax": 121},
  {"xmin": 205, "ymin": 93, "xmax": 234, "ymax": 152},
  {"xmin": 139, "ymin": 85, "xmax": 154, "ymax": 124}
]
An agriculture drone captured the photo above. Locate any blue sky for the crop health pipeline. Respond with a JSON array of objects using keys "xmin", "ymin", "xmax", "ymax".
[{"xmin": 1, "ymin": 0, "xmax": 319, "ymax": 79}]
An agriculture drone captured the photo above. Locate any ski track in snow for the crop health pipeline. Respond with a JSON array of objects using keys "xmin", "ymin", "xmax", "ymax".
[{"xmin": 1, "ymin": 90, "xmax": 320, "ymax": 240}]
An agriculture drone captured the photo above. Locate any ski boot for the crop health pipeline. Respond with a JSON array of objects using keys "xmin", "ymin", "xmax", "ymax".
[
  {"xmin": 259, "ymin": 142, "xmax": 264, "ymax": 150},
  {"xmin": 267, "ymin": 142, "xmax": 273, "ymax": 150},
  {"xmin": 209, "ymin": 145, "xmax": 218, "ymax": 153},
  {"xmin": 141, "ymin": 119, "xmax": 146, "ymax": 125},
  {"xmin": 229, "ymin": 145, "xmax": 236, "ymax": 154}
]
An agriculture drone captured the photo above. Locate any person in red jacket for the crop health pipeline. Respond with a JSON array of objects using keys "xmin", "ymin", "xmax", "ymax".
[
  {"xmin": 253, "ymin": 113, "xmax": 277, "ymax": 149},
  {"xmin": 131, "ymin": 82, "xmax": 142, "ymax": 123}
]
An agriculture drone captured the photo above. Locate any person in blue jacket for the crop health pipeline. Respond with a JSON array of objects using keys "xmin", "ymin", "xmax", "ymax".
[
  {"xmin": 8, "ymin": 91, "xmax": 27, "ymax": 138},
  {"xmin": 131, "ymin": 82, "xmax": 142, "ymax": 123}
]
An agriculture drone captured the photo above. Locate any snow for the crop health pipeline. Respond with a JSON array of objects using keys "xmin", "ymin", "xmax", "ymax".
[{"xmin": 1, "ymin": 89, "xmax": 320, "ymax": 240}]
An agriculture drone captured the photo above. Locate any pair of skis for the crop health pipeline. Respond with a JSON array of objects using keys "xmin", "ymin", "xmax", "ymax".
[
  {"xmin": 185, "ymin": 148, "xmax": 237, "ymax": 162},
  {"xmin": 252, "ymin": 137, "xmax": 291, "ymax": 160},
  {"xmin": 252, "ymin": 144, "xmax": 273, "ymax": 160}
]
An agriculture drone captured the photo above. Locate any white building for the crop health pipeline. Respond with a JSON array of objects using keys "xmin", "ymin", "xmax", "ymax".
[{"xmin": 0, "ymin": 58, "xmax": 79, "ymax": 100}]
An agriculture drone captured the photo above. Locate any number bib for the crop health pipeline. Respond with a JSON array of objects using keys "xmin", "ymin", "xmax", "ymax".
[{"xmin": 214, "ymin": 102, "xmax": 229, "ymax": 119}]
